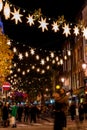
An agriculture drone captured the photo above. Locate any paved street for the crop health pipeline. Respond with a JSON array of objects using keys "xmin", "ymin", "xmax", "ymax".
[{"xmin": 1, "ymin": 116, "xmax": 87, "ymax": 130}]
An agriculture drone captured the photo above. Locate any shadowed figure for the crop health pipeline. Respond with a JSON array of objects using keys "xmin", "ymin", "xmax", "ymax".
[
  {"xmin": 69, "ymin": 102, "xmax": 76, "ymax": 121},
  {"xmin": 54, "ymin": 102, "xmax": 66, "ymax": 130}
]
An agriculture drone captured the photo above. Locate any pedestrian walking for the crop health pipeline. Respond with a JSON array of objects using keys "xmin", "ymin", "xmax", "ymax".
[
  {"xmin": 69, "ymin": 102, "xmax": 76, "ymax": 121},
  {"xmin": 78, "ymin": 103, "xmax": 84, "ymax": 123},
  {"xmin": 10, "ymin": 102, "xmax": 17, "ymax": 128},
  {"xmin": 30, "ymin": 104, "xmax": 38, "ymax": 123},
  {"xmin": 23, "ymin": 103, "xmax": 29, "ymax": 122},
  {"xmin": 54, "ymin": 101, "xmax": 66, "ymax": 130},
  {"xmin": 83, "ymin": 102, "xmax": 87, "ymax": 120},
  {"xmin": 17, "ymin": 103, "xmax": 23, "ymax": 122},
  {"xmin": 2, "ymin": 102, "xmax": 9, "ymax": 127}
]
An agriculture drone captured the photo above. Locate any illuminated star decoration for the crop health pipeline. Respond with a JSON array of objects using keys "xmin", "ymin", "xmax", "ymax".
[
  {"xmin": 3, "ymin": 2, "xmax": 10, "ymax": 19},
  {"xmin": 52, "ymin": 21, "xmax": 59, "ymax": 32},
  {"xmin": 82, "ymin": 27, "xmax": 87, "ymax": 40},
  {"xmin": 41, "ymin": 59, "xmax": 45, "ymax": 65},
  {"xmin": 38, "ymin": 17, "xmax": 49, "ymax": 32},
  {"xmin": 50, "ymin": 52, "xmax": 54, "ymax": 58},
  {"xmin": 30, "ymin": 48, "xmax": 35, "ymax": 55},
  {"xmin": 18, "ymin": 53, "xmax": 23, "ymax": 60},
  {"xmin": 11, "ymin": 8, "xmax": 23, "ymax": 24},
  {"xmin": 26, "ymin": 14, "xmax": 35, "ymax": 26},
  {"xmin": 62, "ymin": 23, "xmax": 71, "ymax": 37},
  {"xmin": 73, "ymin": 26, "xmax": 79, "ymax": 36},
  {"xmin": 0, "ymin": 0, "xmax": 3, "ymax": 12}
]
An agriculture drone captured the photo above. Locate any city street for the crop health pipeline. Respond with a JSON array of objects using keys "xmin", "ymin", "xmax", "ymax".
[
  {"xmin": 1, "ymin": 116, "xmax": 87, "ymax": 130},
  {"xmin": 16, "ymin": 119, "xmax": 87, "ymax": 130}
]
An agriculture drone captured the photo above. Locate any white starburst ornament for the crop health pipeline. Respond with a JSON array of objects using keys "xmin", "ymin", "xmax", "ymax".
[
  {"xmin": 82, "ymin": 27, "xmax": 87, "ymax": 40},
  {"xmin": 50, "ymin": 52, "xmax": 54, "ymax": 58},
  {"xmin": 30, "ymin": 48, "xmax": 35, "ymax": 55},
  {"xmin": 62, "ymin": 23, "xmax": 71, "ymax": 37},
  {"xmin": 73, "ymin": 26, "xmax": 79, "ymax": 36},
  {"xmin": 18, "ymin": 53, "xmax": 23, "ymax": 60},
  {"xmin": 0, "ymin": 0, "xmax": 3, "ymax": 12},
  {"xmin": 11, "ymin": 8, "xmax": 23, "ymax": 24},
  {"xmin": 38, "ymin": 17, "xmax": 49, "ymax": 32},
  {"xmin": 52, "ymin": 21, "xmax": 59, "ymax": 32},
  {"xmin": 41, "ymin": 59, "xmax": 45, "ymax": 65},
  {"xmin": 3, "ymin": 2, "xmax": 10, "ymax": 19},
  {"xmin": 26, "ymin": 14, "xmax": 34, "ymax": 26}
]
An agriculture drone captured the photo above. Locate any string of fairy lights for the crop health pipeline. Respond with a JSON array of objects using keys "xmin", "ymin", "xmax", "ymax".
[
  {"xmin": 0, "ymin": 0, "xmax": 75, "ymax": 87},
  {"xmin": 0, "ymin": 0, "xmax": 87, "ymax": 39},
  {"xmin": 6, "ymin": 39, "xmax": 71, "ymax": 87},
  {"xmin": 0, "ymin": 0, "xmax": 83, "ymax": 88}
]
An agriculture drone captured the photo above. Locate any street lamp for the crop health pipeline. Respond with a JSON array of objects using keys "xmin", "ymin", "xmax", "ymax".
[
  {"xmin": 61, "ymin": 77, "xmax": 65, "ymax": 83},
  {"xmin": 82, "ymin": 63, "xmax": 87, "ymax": 77},
  {"xmin": 82, "ymin": 63, "xmax": 87, "ymax": 100}
]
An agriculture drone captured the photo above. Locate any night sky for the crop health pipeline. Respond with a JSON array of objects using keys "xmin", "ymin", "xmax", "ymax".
[{"xmin": 1, "ymin": 0, "xmax": 86, "ymax": 51}]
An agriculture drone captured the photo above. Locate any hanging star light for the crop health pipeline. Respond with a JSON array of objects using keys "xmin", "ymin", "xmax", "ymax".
[
  {"xmin": 25, "ymin": 52, "xmax": 29, "ymax": 57},
  {"xmin": 26, "ymin": 14, "xmax": 35, "ymax": 26},
  {"xmin": 32, "ymin": 65, "xmax": 35, "ymax": 69},
  {"xmin": 46, "ymin": 56, "xmax": 50, "ymax": 61},
  {"xmin": 22, "ymin": 71, "xmax": 25, "ymax": 75},
  {"xmin": 62, "ymin": 23, "xmax": 71, "ymax": 37},
  {"xmin": 27, "ymin": 69, "xmax": 30, "ymax": 73},
  {"xmin": 13, "ymin": 47, "xmax": 17, "ymax": 53},
  {"xmin": 73, "ymin": 26, "xmax": 79, "ymax": 36},
  {"xmin": 40, "ymin": 59, "xmax": 45, "ymax": 65},
  {"xmin": 30, "ymin": 48, "xmax": 35, "ymax": 55},
  {"xmin": 55, "ymin": 56, "xmax": 59, "ymax": 61},
  {"xmin": 50, "ymin": 52, "xmax": 54, "ymax": 58},
  {"xmin": 3, "ymin": 2, "xmax": 10, "ymax": 19},
  {"xmin": 14, "ymin": 63, "xmax": 17, "ymax": 67},
  {"xmin": 17, "ymin": 68, "xmax": 21, "ymax": 72},
  {"xmin": 38, "ymin": 17, "xmax": 49, "ymax": 32},
  {"xmin": 60, "ymin": 59, "xmax": 63, "ymax": 65},
  {"xmin": 37, "ymin": 68, "xmax": 40, "ymax": 72},
  {"xmin": 46, "ymin": 65, "xmax": 50, "ymax": 70},
  {"xmin": 82, "ymin": 27, "xmax": 87, "ymax": 40},
  {"xmin": 52, "ymin": 60, "xmax": 55, "ymax": 64},
  {"xmin": 36, "ymin": 55, "xmax": 39, "ymax": 60},
  {"xmin": 0, "ymin": 0, "xmax": 3, "ymax": 12},
  {"xmin": 52, "ymin": 21, "xmax": 59, "ymax": 32},
  {"xmin": 11, "ymin": 8, "xmax": 23, "ymax": 24},
  {"xmin": 10, "ymin": 70, "xmax": 13, "ymax": 74},
  {"xmin": 18, "ymin": 53, "xmax": 23, "ymax": 60},
  {"xmin": 41, "ymin": 69, "xmax": 45, "ymax": 74}
]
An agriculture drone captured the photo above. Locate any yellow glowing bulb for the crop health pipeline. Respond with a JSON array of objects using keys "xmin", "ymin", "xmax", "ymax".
[{"xmin": 56, "ymin": 85, "xmax": 60, "ymax": 89}]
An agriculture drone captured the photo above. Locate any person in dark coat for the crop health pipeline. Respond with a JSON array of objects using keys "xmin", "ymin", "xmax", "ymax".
[
  {"xmin": 24, "ymin": 104, "xmax": 29, "ymax": 122},
  {"xmin": 2, "ymin": 102, "xmax": 9, "ymax": 127},
  {"xmin": 83, "ymin": 102, "xmax": 87, "ymax": 120},
  {"xmin": 78, "ymin": 103, "xmax": 84, "ymax": 123},
  {"xmin": 54, "ymin": 102, "xmax": 66, "ymax": 130},
  {"xmin": 17, "ymin": 104, "xmax": 23, "ymax": 122},
  {"xmin": 69, "ymin": 102, "xmax": 76, "ymax": 121},
  {"xmin": 30, "ymin": 104, "xmax": 38, "ymax": 123}
]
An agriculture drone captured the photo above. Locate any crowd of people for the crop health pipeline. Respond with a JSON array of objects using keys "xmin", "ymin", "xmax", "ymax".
[
  {"xmin": 0, "ymin": 100, "xmax": 87, "ymax": 129},
  {"xmin": 0, "ymin": 102, "xmax": 41, "ymax": 128},
  {"xmin": 53, "ymin": 101, "xmax": 87, "ymax": 130},
  {"xmin": 69, "ymin": 101, "xmax": 87, "ymax": 122}
]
